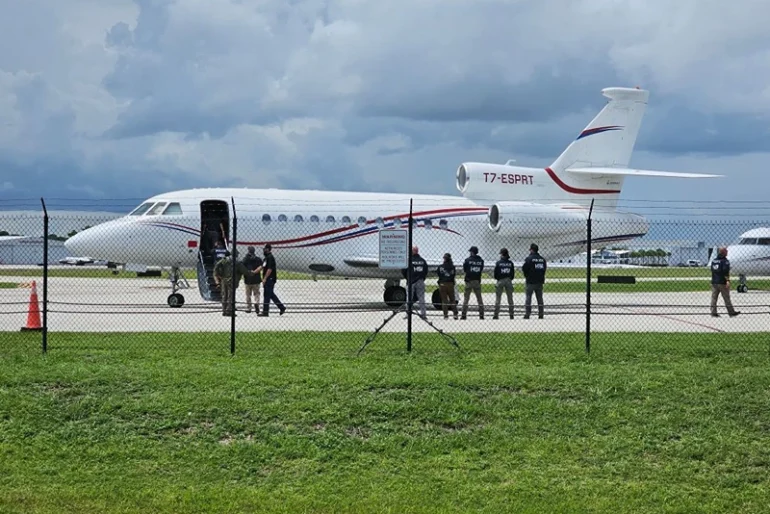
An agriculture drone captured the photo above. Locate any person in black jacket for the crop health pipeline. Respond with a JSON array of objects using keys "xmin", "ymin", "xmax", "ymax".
[
  {"xmin": 493, "ymin": 247, "xmax": 514, "ymax": 319},
  {"xmin": 241, "ymin": 246, "xmax": 263, "ymax": 314},
  {"xmin": 401, "ymin": 246, "xmax": 428, "ymax": 318},
  {"xmin": 436, "ymin": 253, "xmax": 459, "ymax": 319},
  {"xmin": 258, "ymin": 243, "xmax": 286, "ymax": 317},
  {"xmin": 461, "ymin": 246, "xmax": 485, "ymax": 320},
  {"xmin": 522, "ymin": 243, "xmax": 546, "ymax": 319},
  {"xmin": 710, "ymin": 247, "xmax": 740, "ymax": 317}
]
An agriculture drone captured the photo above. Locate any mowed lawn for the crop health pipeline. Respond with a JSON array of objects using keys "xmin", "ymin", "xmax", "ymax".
[{"xmin": 1, "ymin": 332, "xmax": 769, "ymax": 513}]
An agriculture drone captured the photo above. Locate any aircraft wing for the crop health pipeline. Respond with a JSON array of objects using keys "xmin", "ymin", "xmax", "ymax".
[{"xmin": 566, "ymin": 167, "xmax": 722, "ymax": 178}]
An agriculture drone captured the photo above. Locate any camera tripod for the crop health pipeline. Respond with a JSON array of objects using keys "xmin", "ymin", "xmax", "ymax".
[{"xmin": 358, "ymin": 301, "xmax": 460, "ymax": 355}]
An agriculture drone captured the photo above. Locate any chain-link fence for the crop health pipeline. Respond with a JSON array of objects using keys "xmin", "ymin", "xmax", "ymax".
[{"xmin": 2, "ymin": 197, "xmax": 769, "ymax": 355}]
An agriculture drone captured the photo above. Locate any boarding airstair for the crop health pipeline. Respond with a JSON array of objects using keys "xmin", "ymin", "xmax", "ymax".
[{"xmin": 197, "ymin": 249, "xmax": 223, "ymax": 302}]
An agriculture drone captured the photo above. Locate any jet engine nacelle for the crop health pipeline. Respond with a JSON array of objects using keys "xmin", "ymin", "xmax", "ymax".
[
  {"xmin": 487, "ymin": 201, "xmax": 586, "ymax": 238},
  {"xmin": 456, "ymin": 162, "xmax": 539, "ymax": 202}
]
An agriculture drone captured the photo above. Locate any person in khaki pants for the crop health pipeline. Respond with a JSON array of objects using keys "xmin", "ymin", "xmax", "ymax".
[
  {"xmin": 435, "ymin": 253, "xmax": 459, "ymax": 319},
  {"xmin": 710, "ymin": 247, "xmax": 740, "ymax": 318},
  {"xmin": 242, "ymin": 246, "xmax": 263, "ymax": 314}
]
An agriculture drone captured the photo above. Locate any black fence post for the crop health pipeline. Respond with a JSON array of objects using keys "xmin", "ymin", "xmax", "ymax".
[
  {"xmin": 230, "ymin": 197, "xmax": 237, "ymax": 355},
  {"xmin": 41, "ymin": 198, "xmax": 49, "ymax": 354},
  {"xmin": 406, "ymin": 199, "xmax": 413, "ymax": 353},
  {"xmin": 585, "ymin": 199, "xmax": 594, "ymax": 354}
]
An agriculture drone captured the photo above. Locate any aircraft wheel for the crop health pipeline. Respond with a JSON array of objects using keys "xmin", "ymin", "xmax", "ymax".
[
  {"xmin": 168, "ymin": 293, "xmax": 185, "ymax": 308},
  {"xmin": 737, "ymin": 284, "xmax": 748, "ymax": 293},
  {"xmin": 384, "ymin": 286, "xmax": 406, "ymax": 308}
]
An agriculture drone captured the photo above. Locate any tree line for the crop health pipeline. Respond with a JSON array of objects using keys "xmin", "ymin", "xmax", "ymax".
[{"xmin": 0, "ymin": 227, "xmax": 91, "ymax": 241}]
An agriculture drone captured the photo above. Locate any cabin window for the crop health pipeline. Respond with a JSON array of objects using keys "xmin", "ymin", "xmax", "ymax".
[
  {"xmin": 310, "ymin": 215, "xmax": 320, "ymax": 222},
  {"xmin": 341, "ymin": 216, "xmax": 351, "ymax": 223},
  {"xmin": 294, "ymin": 215, "xmax": 303, "ymax": 222},
  {"xmin": 262, "ymin": 214, "xmax": 271, "ymax": 224},
  {"xmin": 129, "ymin": 202, "xmax": 154, "ymax": 216},
  {"xmin": 424, "ymin": 219, "xmax": 433, "ymax": 230},
  {"xmin": 439, "ymin": 219, "xmax": 448, "ymax": 229},
  {"xmin": 162, "ymin": 202, "xmax": 183, "ymax": 215},
  {"xmin": 146, "ymin": 202, "xmax": 167, "ymax": 216},
  {"xmin": 326, "ymin": 215, "xmax": 335, "ymax": 223},
  {"xmin": 759, "ymin": 238, "xmax": 770, "ymax": 245},
  {"xmin": 357, "ymin": 216, "xmax": 367, "ymax": 227},
  {"xmin": 278, "ymin": 214, "xmax": 288, "ymax": 222}
]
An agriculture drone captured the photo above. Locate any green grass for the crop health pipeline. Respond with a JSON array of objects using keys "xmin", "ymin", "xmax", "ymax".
[
  {"xmin": 0, "ymin": 281, "xmax": 17, "ymax": 288},
  {"xmin": 1, "ymin": 332, "xmax": 769, "ymax": 513}
]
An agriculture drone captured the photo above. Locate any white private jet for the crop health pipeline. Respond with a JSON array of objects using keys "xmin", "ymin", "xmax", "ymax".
[
  {"xmin": 724, "ymin": 227, "xmax": 770, "ymax": 293},
  {"xmin": 65, "ymin": 86, "xmax": 721, "ymax": 308}
]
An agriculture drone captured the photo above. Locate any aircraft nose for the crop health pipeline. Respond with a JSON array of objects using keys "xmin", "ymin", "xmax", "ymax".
[
  {"xmin": 64, "ymin": 221, "xmax": 126, "ymax": 260},
  {"xmin": 64, "ymin": 227, "xmax": 97, "ymax": 257}
]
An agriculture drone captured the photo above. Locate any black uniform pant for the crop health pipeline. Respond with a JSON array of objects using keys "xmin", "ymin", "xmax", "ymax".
[
  {"xmin": 262, "ymin": 278, "xmax": 285, "ymax": 315},
  {"xmin": 525, "ymin": 283, "xmax": 544, "ymax": 318}
]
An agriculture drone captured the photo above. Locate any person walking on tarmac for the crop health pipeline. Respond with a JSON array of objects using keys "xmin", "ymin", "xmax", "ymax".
[
  {"xmin": 710, "ymin": 247, "xmax": 740, "ymax": 317},
  {"xmin": 461, "ymin": 246, "xmax": 485, "ymax": 319},
  {"xmin": 493, "ymin": 248, "xmax": 514, "ymax": 319},
  {"xmin": 258, "ymin": 243, "xmax": 286, "ymax": 317},
  {"xmin": 436, "ymin": 253, "xmax": 459, "ymax": 319},
  {"xmin": 214, "ymin": 249, "xmax": 254, "ymax": 316},
  {"xmin": 522, "ymin": 243, "xmax": 546, "ymax": 319},
  {"xmin": 401, "ymin": 246, "xmax": 428, "ymax": 318},
  {"xmin": 242, "ymin": 246, "xmax": 263, "ymax": 314}
]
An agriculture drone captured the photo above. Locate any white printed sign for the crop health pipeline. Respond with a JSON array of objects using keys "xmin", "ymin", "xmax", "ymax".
[{"xmin": 378, "ymin": 229, "xmax": 408, "ymax": 269}]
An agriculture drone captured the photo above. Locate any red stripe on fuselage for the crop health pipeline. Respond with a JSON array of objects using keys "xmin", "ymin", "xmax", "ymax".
[
  {"xmin": 237, "ymin": 206, "xmax": 488, "ymax": 246},
  {"xmin": 544, "ymin": 167, "xmax": 621, "ymax": 195}
]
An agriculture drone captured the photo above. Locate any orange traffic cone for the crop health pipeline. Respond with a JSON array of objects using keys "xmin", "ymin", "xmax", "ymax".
[{"xmin": 21, "ymin": 280, "xmax": 42, "ymax": 332}]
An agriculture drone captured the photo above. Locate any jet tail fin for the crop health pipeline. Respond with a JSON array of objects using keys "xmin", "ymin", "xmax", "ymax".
[{"xmin": 550, "ymin": 87, "xmax": 649, "ymax": 173}]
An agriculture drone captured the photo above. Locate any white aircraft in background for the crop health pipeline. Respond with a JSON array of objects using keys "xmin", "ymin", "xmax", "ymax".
[
  {"xmin": 65, "ymin": 86, "xmax": 721, "ymax": 308},
  {"xmin": 724, "ymin": 227, "xmax": 770, "ymax": 293}
]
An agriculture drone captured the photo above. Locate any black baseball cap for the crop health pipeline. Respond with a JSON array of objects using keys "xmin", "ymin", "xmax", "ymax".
[
  {"xmin": 469, "ymin": 246, "xmax": 478, "ymax": 253},
  {"xmin": 530, "ymin": 243, "xmax": 539, "ymax": 252},
  {"xmin": 264, "ymin": 243, "xmax": 272, "ymax": 250}
]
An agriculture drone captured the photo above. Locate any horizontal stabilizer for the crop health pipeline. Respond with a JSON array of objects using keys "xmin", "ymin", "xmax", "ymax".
[{"xmin": 566, "ymin": 167, "xmax": 722, "ymax": 179}]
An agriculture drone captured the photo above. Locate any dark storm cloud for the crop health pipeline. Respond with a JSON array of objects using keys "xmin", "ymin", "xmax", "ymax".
[{"xmin": 1, "ymin": 0, "xmax": 770, "ymax": 202}]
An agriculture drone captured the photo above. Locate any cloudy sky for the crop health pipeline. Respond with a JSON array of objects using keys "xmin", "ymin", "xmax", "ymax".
[{"xmin": 1, "ymin": 0, "xmax": 769, "ymax": 220}]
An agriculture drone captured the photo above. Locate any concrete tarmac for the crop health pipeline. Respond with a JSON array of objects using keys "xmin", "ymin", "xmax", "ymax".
[{"xmin": 1, "ymin": 275, "xmax": 768, "ymax": 333}]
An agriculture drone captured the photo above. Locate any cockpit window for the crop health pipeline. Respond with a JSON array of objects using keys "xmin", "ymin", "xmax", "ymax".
[
  {"xmin": 146, "ymin": 202, "xmax": 168, "ymax": 216},
  {"xmin": 162, "ymin": 202, "xmax": 183, "ymax": 215},
  {"xmin": 129, "ymin": 202, "xmax": 154, "ymax": 216},
  {"xmin": 740, "ymin": 238, "xmax": 758, "ymax": 245},
  {"xmin": 759, "ymin": 238, "xmax": 770, "ymax": 245}
]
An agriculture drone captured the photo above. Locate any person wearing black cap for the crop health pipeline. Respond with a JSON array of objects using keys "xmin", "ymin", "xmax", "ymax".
[
  {"xmin": 522, "ymin": 243, "xmax": 546, "ymax": 319},
  {"xmin": 258, "ymin": 243, "xmax": 286, "ymax": 317},
  {"xmin": 461, "ymin": 245, "xmax": 485, "ymax": 320},
  {"xmin": 242, "ymin": 245, "xmax": 263, "ymax": 314},
  {"xmin": 493, "ymin": 247, "xmax": 514, "ymax": 319}
]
